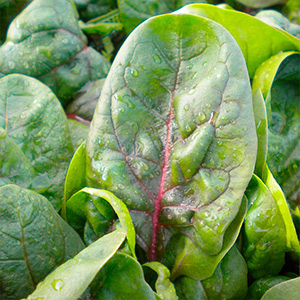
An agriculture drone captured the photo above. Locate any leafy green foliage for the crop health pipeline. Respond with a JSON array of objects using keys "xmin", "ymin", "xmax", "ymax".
[
  {"xmin": 0, "ymin": 184, "xmax": 84, "ymax": 300},
  {"xmin": 235, "ymin": 0, "xmax": 286, "ymax": 8},
  {"xmin": 0, "ymin": 0, "xmax": 110, "ymax": 105},
  {"xmin": 0, "ymin": 74, "xmax": 73, "ymax": 210}
]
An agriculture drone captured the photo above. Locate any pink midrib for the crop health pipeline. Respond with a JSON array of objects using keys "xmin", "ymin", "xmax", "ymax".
[{"xmin": 150, "ymin": 104, "xmax": 174, "ymax": 261}]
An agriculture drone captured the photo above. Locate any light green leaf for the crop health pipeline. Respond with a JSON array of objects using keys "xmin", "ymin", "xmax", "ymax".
[
  {"xmin": 261, "ymin": 277, "xmax": 300, "ymax": 300},
  {"xmin": 175, "ymin": 4, "xmax": 300, "ymax": 77},
  {"xmin": 0, "ymin": 185, "xmax": 84, "ymax": 300},
  {"xmin": 66, "ymin": 188, "xmax": 137, "ymax": 259},
  {"xmin": 235, "ymin": 0, "xmax": 286, "ymax": 8},
  {"xmin": 25, "ymin": 228, "xmax": 127, "ymax": 300},
  {"xmin": 143, "ymin": 261, "xmax": 178, "ymax": 300}
]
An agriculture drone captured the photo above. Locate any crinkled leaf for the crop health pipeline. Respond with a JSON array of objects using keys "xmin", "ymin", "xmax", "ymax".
[
  {"xmin": 90, "ymin": 253, "xmax": 156, "ymax": 300},
  {"xmin": 261, "ymin": 277, "xmax": 300, "ymax": 300},
  {"xmin": 66, "ymin": 78, "xmax": 106, "ymax": 121},
  {"xmin": 262, "ymin": 167, "xmax": 300, "ymax": 256},
  {"xmin": 118, "ymin": 0, "xmax": 208, "ymax": 33},
  {"xmin": 81, "ymin": 13, "xmax": 256, "ymax": 279},
  {"xmin": 0, "ymin": 0, "xmax": 110, "ymax": 105},
  {"xmin": 66, "ymin": 188, "xmax": 137, "ymax": 259},
  {"xmin": 143, "ymin": 261, "xmax": 178, "ymax": 300},
  {"xmin": 252, "ymin": 52, "xmax": 300, "ymax": 206},
  {"xmin": 67, "ymin": 118, "xmax": 89, "ymax": 150},
  {"xmin": 0, "ymin": 184, "xmax": 84, "ymax": 300},
  {"xmin": 247, "ymin": 276, "xmax": 290, "ymax": 300},
  {"xmin": 174, "ymin": 276, "xmax": 207, "ymax": 300},
  {"xmin": 243, "ymin": 175, "xmax": 287, "ymax": 278},
  {"xmin": 176, "ymin": 4, "xmax": 300, "ymax": 77},
  {"xmin": 256, "ymin": 10, "xmax": 300, "ymax": 39},
  {"xmin": 0, "ymin": 74, "xmax": 73, "ymax": 210},
  {"xmin": 201, "ymin": 245, "xmax": 248, "ymax": 300},
  {"xmin": 162, "ymin": 196, "xmax": 247, "ymax": 280},
  {"xmin": 235, "ymin": 0, "xmax": 286, "ymax": 8},
  {"xmin": 24, "ymin": 228, "xmax": 127, "ymax": 300}
]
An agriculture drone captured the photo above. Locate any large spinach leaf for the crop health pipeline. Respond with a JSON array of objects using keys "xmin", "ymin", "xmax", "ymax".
[
  {"xmin": 0, "ymin": 0, "xmax": 110, "ymax": 105},
  {"xmin": 252, "ymin": 52, "xmax": 300, "ymax": 207},
  {"xmin": 0, "ymin": 74, "xmax": 73, "ymax": 210},
  {"xmin": 0, "ymin": 184, "xmax": 84, "ymax": 300},
  {"xmin": 68, "ymin": 13, "xmax": 257, "ymax": 279},
  {"xmin": 176, "ymin": 3, "xmax": 300, "ymax": 77}
]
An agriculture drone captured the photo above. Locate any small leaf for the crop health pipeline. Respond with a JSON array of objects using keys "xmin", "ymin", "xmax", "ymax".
[
  {"xmin": 66, "ymin": 188, "xmax": 137, "ymax": 259},
  {"xmin": 143, "ymin": 261, "xmax": 178, "ymax": 300},
  {"xmin": 25, "ymin": 228, "xmax": 127, "ymax": 300},
  {"xmin": 90, "ymin": 253, "xmax": 156, "ymax": 300}
]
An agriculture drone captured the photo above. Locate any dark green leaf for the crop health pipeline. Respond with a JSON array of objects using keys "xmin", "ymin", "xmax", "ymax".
[
  {"xmin": 247, "ymin": 276, "xmax": 290, "ymax": 300},
  {"xmin": 67, "ymin": 119, "xmax": 89, "ymax": 150},
  {"xmin": 0, "ymin": 0, "xmax": 110, "ymax": 105},
  {"xmin": 0, "ymin": 74, "xmax": 73, "ymax": 210},
  {"xmin": 90, "ymin": 253, "xmax": 156, "ymax": 300},
  {"xmin": 0, "ymin": 184, "xmax": 84, "ymax": 300},
  {"xmin": 174, "ymin": 276, "xmax": 207, "ymax": 300},
  {"xmin": 24, "ymin": 228, "xmax": 127, "ymax": 300}
]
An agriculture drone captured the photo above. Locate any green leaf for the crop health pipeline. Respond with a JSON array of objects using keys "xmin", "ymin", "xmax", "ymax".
[
  {"xmin": 0, "ymin": 74, "xmax": 73, "ymax": 210},
  {"xmin": 235, "ymin": 0, "xmax": 286, "ymax": 8},
  {"xmin": 202, "ymin": 245, "xmax": 248, "ymax": 300},
  {"xmin": 256, "ymin": 10, "xmax": 300, "ymax": 39},
  {"xmin": 243, "ymin": 175, "xmax": 287, "ymax": 278},
  {"xmin": 262, "ymin": 167, "xmax": 300, "ymax": 256},
  {"xmin": 24, "ymin": 228, "xmax": 127, "ymax": 300},
  {"xmin": 247, "ymin": 276, "xmax": 290, "ymax": 300},
  {"xmin": 143, "ymin": 262, "xmax": 178, "ymax": 300},
  {"xmin": 0, "ymin": 0, "xmax": 110, "ymax": 105},
  {"xmin": 175, "ymin": 4, "xmax": 300, "ymax": 77},
  {"xmin": 90, "ymin": 253, "xmax": 156, "ymax": 300},
  {"xmin": 67, "ymin": 119, "xmax": 89, "ymax": 150},
  {"xmin": 261, "ymin": 277, "xmax": 300, "ymax": 300},
  {"xmin": 66, "ymin": 188, "xmax": 137, "ymax": 259},
  {"xmin": 283, "ymin": 0, "xmax": 300, "ymax": 24},
  {"xmin": 174, "ymin": 276, "xmax": 207, "ymax": 300},
  {"xmin": 252, "ymin": 52, "xmax": 300, "ymax": 206},
  {"xmin": 118, "ymin": 0, "xmax": 208, "ymax": 33},
  {"xmin": 76, "ymin": 12, "xmax": 256, "ymax": 279},
  {"xmin": 163, "ymin": 196, "xmax": 247, "ymax": 280},
  {"xmin": 65, "ymin": 78, "xmax": 106, "ymax": 121},
  {"xmin": 0, "ymin": 184, "xmax": 84, "ymax": 300}
]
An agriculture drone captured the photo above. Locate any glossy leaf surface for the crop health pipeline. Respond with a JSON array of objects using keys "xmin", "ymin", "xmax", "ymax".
[
  {"xmin": 253, "ymin": 52, "xmax": 300, "ymax": 206},
  {"xmin": 0, "ymin": 74, "xmax": 73, "ymax": 210},
  {"xmin": 261, "ymin": 277, "xmax": 300, "ymax": 300},
  {"xmin": 243, "ymin": 175, "xmax": 286, "ymax": 278},
  {"xmin": 90, "ymin": 253, "xmax": 156, "ymax": 300},
  {"xmin": 143, "ymin": 261, "xmax": 178, "ymax": 300},
  {"xmin": 174, "ymin": 276, "xmax": 207, "ymax": 300},
  {"xmin": 0, "ymin": 0, "xmax": 110, "ymax": 105},
  {"xmin": 83, "ymin": 13, "xmax": 256, "ymax": 278},
  {"xmin": 176, "ymin": 4, "xmax": 300, "ymax": 77},
  {"xmin": 0, "ymin": 185, "xmax": 84, "ymax": 300},
  {"xmin": 24, "ymin": 228, "xmax": 126, "ymax": 300}
]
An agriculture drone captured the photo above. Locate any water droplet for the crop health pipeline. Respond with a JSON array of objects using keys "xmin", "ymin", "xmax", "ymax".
[
  {"xmin": 218, "ymin": 152, "xmax": 226, "ymax": 159},
  {"xmin": 102, "ymin": 173, "xmax": 108, "ymax": 181},
  {"xmin": 62, "ymin": 39, "xmax": 69, "ymax": 44},
  {"xmin": 217, "ymin": 141, "xmax": 223, "ymax": 146},
  {"xmin": 180, "ymin": 216, "xmax": 187, "ymax": 222},
  {"xmin": 217, "ymin": 73, "xmax": 221, "ymax": 78},
  {"xmin": 167, "ymin": 214, "xmax": 172, "ymax": 220},
  {"xmin": 198, "ymin": 112, "xmax": 206, "ymax": 122},
  {"xmin": 188, "ymin": 88, "xmax": 195, "ymax": 95},
  {"xmin": 8, "ymin": 61, "xmax": 15, "ymax": 69},
  {"xmin": 184, "ymin": 104, "xmax": 190, "ymax": 111},
  {"xmin": 119, "ymin": 107, "xmax": 125, "ymax": 113},
  {"xmin": 187, "ymin": 64, "xmax": 193, "ymax": 69},
  {"xmin": 185, "ymin": 125, "xmax": 192, "ymax": 132},
  {"xmin": 130, "ymin": 68, "xmax": 138, "ymax": 77},
  {"xmin": 206, "ymin": 103, "xmax": 211, "ymax": 109},
  {"xmin": 51, "ymin": 279, "xmax": 65, "ymax": 291}
]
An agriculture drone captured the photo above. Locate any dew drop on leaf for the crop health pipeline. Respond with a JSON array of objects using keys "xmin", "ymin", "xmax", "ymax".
[{"xmin": 51, "ymin": 279, "xmax": 65, "ymax": 291}]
